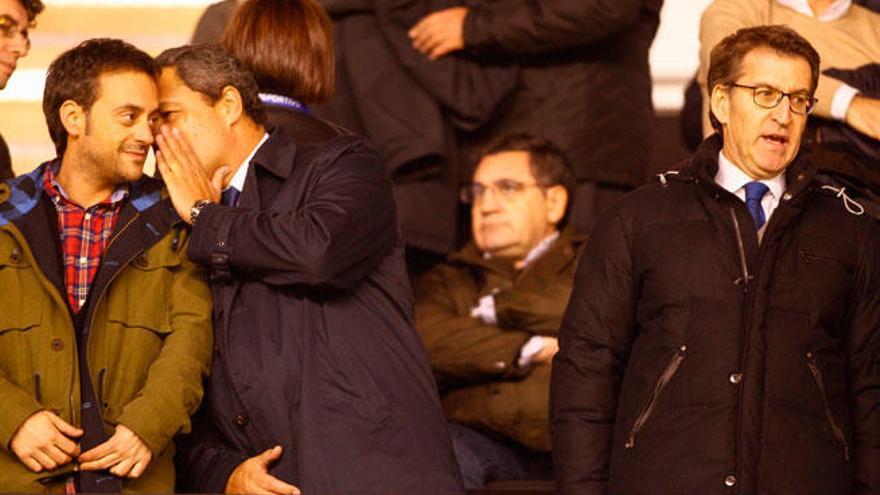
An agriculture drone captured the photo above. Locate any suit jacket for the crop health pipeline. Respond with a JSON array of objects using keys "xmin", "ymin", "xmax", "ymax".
[{"xmin": 175, "ymin": 127, "xmax": 464, "ymax": 494}]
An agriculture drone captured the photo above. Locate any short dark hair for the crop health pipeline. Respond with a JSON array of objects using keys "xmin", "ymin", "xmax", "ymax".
[
  {"xmin": 479, "ymin": 133, "xmax": 577, "ymax": 226},
  {"xmin": 43, "ymin": 38, "xmax": 158, "ymax": 155},
  {"xmin": 155, "ymin": 44, "xmax": 267, "ymax": 125},
  {"xmin": 221, "ymin": 0, "xmax": 334, "ymax": 104},
  {"xmin": 707, "ymin": 25, "xmax": 821, "ymax": 132},
  {"xmin": 19, "ymin": 0, "xmax": 44, "ymax": 22}
]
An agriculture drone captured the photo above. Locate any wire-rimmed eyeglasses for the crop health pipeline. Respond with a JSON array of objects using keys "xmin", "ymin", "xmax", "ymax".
[
  {"xmin": 729, "ymin": 83, "xmax": 817, "ymax": 115},
  {"xmin": 459, "ymin": 179, "xmax": 544, "ymax": 204}
]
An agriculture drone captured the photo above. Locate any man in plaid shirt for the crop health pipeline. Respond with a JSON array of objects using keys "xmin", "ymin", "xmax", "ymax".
[{"xmin": 0, "ymin": 39, "xmax": 212, "ymax": 492}]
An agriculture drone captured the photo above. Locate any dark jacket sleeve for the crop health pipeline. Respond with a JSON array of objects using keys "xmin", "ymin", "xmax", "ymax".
[
  {"xmin": 463, "ymin": 0, "xmax": 648, "ymax": 56},
  {"xmin": 188, "ymin": 143, "xmax": 396, "ymax": 290},
  {"xmin": 0, "ymin": 134, "xmax": 13, "ymax": 182},
  {"xmin": 175, "ymin": 412, "xmax": 248, "ymax": 494},
  {"xmin": 415, "ymin": 265, "xmax": 532, "ymax": 383},
  {"xmin": 848, "ymin": 221, "xmax": 880, "ymax": 494},
  {"xmin": 550, "ymin": 209, "xmax": 638, "ymax": 495}
]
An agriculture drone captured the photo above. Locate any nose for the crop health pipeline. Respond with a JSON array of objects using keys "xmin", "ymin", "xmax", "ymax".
[
  {"xmin": 771, "ymin": 95, "xmax": 793, "ymax": 125},
  {"xmin": 477, "ymin": 186, "xmax": 502, "ymax": 213},
  {"xmin": 6, "ymin": 31, "xmax": 30, "ymax": 58},
  {"xmin": 135, "ymin": 119, "xmax": 155, "ymax": 145}
]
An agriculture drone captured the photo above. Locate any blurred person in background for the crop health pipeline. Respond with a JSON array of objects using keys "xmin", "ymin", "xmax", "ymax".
[
  {"xmin": 409, "ymin": 0, "xmax": 664, "ymax": 235},
  {"xmin": 190, "ymin": 0, "xmax": 240, "ymax": 45},
  {"xmin": 416, "ymin": 133, "xmax": 583, "ymax": 488},
  {"xmin": 221, "ymin": 0, "xmax": 345, "ymax": 144},
  {"xmin": 0, "ymin": 0, "xmax": 44, "ymax": 182}
]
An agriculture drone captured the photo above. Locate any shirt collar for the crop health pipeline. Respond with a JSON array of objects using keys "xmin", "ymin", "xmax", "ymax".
[
  {"xmin": 776, "ymin": 0, "xmax": 851, "ymax": 21},
  {"xmin": 482, "ymin": 230, "xmax": 561, "ymax": 269},
  {"xmin": 716, "ymin": 151, "xmax": 786, "ymax": 201},
  {"xmin": 44, "ymin": 161, "xmax": 129, "ymax": 208},
  {"xmin": 226, "ymin": 132, "xmax": 270, "ymax": 193}
]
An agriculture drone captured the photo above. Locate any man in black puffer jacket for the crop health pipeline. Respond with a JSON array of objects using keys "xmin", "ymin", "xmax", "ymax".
[{"xmin": 552, "ymin": 26, "xmax": 880, "ymax": 495}]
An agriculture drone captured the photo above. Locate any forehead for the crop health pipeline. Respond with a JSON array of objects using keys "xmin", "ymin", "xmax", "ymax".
[
  {"xmin": 157, "ymin": 67, "xmax": 212, "ymax": 108},
  {"xmin": 738, "ymin": 48, "xmax": 813, "ymax": 93},
  {"xmin": 0, "ymin": 0, "xmax": 27, "ymax": 23},
  {"xmin": 93, "ymin": 70, "xmax": 158, "ymax": 109},
  {"xmin": 474, "ymin": 151, "xmax": 534, "ymax": 182}
]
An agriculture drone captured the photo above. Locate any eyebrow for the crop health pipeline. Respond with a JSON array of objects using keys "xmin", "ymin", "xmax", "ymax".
[{"xmin": 747, "ymin": 81, "xmax": 811, "ymax": 94}]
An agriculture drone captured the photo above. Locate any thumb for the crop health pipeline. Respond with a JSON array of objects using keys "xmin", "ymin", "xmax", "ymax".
[
  {"xmin": 211, "ymin": 166, "xmax": 231, "ymax": 193},
  {"xmin": 49, "ymin": 414, "xmax": 83, "ymax": 437},
  {"xmin": 257, "ymin": 446, "xmax": 283, "ymax": 467}
]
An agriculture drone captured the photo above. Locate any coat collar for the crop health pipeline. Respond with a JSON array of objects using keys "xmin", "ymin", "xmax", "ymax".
[
  {"xmin": 680, "ymin": 133, "xmax": 817, "ymax": 202},
  {"xmin": 0, "ymin": 159, "xmax": 164, "ymax": 227},
  {"xmin": 449, "ymin": 226, "xmax": 584, "ymax": 279},
  {"xmin": 249, "ymin": 126, "xmax": 298, "ymax": 180}
]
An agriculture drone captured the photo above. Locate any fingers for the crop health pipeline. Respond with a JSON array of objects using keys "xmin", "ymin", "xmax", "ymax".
[
  {"xmin": 109, "ymin": 457, "xmax": 136, "ymax": 477},
  {"xmin": 257, "ymin": 446, "xmax": 283, "ymax": 467},
  {"xmin": 79, "ymin": 451, "xmax": 121, "ymax": 471},
  {"xmin": 212, "ymin": 166, "xmax": 231, "ymax": 193},
  {"xmin": 129, "ymin": 459, "xmax": 148, "ymax": 479},
  {"xmin": 78, "ymin": 438, "xmax": 114, "ymax": 463},
  {"xmin": 31, "ymin": 449, "xmax": 57, "ymax": 471},
  {"xmin": 53, "ymin": 433, "xmax": 80, "ymax": 458},
  {"xmin": 45, "ymin": 444, "xmax": 73, "ymax": 466},
  {"xmin": 47, "ymin": 413, "xmax": 83, "ymax": 438},
  {"xmin": 20, "ymin": 455, "xmax": 44, "ymax": 473},
  {"xmin": 259, "ymin": 474, "xmax": 299, "ymax": 495}
]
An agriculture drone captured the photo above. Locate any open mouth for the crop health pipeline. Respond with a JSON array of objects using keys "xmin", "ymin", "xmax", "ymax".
[{"xmin": 762, "ymin": 134, "xmax": 788, "ymax": 147}]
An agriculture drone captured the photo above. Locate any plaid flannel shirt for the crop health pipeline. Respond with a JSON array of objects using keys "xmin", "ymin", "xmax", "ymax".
[{"xmin": 43, "ymin": 164, "xmax": 127, "ymax": 313}]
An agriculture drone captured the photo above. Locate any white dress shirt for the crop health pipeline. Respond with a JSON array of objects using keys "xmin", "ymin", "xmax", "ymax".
[{"xmin": 224, "ymin": 133, "xmax": 270, "ymax": 196}]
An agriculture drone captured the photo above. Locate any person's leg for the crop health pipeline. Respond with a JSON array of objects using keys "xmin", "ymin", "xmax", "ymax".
[{"xmin": 446, "ymin": 422, "xmax": 530, "ymax": 489}]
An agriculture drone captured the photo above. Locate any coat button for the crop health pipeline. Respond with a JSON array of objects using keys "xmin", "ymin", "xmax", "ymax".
[
  {"xmin": 234, "ymin": 413, "xmax": 249, "ymax": 427},
  {"xmin": 134, "ymin": 254, "xmax": 149, "ymax": 268},
  {"xmin": 50, "ymin": 338, "xmax": 64, "ymax": 351},
  {"xmin": 9, "ymin": 248, "xmax": 21, "ymax": 263},
  {"xmin": 724, "ymin": 475, "xmax": 737, "ymax": 487},
  {"xmin": 782, "ymin": 192, "xmax": 792, "ymax": 201},
  {"xmin": 493, "ymin": 361, "xmax": 506, "ymax": 370},
  {"xmin": 729, "ymin": 373, "xmax": 742, "ymax": 384}
]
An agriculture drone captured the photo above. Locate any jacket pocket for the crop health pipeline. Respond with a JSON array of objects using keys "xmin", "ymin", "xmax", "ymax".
[
  {"xmin": 625, "ymin": 345, "xmax": 687, "ymax": 449},
  {"xmin": 805, "ymin": 351, "xmax": 850, "ymax": 463}
]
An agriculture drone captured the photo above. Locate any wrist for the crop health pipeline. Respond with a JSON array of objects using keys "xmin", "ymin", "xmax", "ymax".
[{"xmin": 189, "ymin": 199, "xmax": 214, "ymax": 226}]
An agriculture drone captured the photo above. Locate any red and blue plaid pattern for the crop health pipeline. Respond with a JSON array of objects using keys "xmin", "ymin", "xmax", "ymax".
[{"xmin": 43, "ymin": 164, "xmax": 127, "ymax": 313}]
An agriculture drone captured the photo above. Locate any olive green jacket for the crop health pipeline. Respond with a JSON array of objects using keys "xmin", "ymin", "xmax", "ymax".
[
  {"xmin": 0, "ymin": 166, "xmax": 213, "ymax": 492},
  {"xmin": 415, "ymin": 227, "xmax": 584, "ymax": 451}
]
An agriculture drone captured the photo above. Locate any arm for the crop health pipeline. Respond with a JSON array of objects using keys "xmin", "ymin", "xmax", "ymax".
[
  {"xmin": 188, "ymin": 142, "xmax": 397, "ymax": 290},
  {"xmin": 847, "ymin": 224, "xmax": 880, "ymax": 494},
  {"xmin": 112, "ymin": 236, "xmax": 213, "ymax": 457},
  {"xmin": 415, "ymin": 266, "xmax": 532, "ymax": 382},
  {"xmin": 463, "ymin": 0, "xmax": 650, "ymax": 56},
  {"xmin": 550, "ymin": 209, "xmax": 638, "ymax": 495}
]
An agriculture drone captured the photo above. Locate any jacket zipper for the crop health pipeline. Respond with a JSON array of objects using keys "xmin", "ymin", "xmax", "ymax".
[
  {"xmin": 729, "ymin": 208, "xmax": 750, "ymax": 290},
  {"xmin": 74, "ymin": 213, "xmax": 141, "ymax": 424},
  {"xmin": 625, "ymin": 345, "xmax": 687, "ymax": 449},
  {"xmin": 97, "ymin": 368, "xmax": 107, "ymax": 409},
  {"xmin": 805, "ymin": 352, "xmax": 851, "ymax": 463}
]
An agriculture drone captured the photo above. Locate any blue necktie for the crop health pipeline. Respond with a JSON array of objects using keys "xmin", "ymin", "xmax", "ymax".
[
  {"xmin": 744, "ymin": 181, "xmax": 769, "ymax": 229},
  {"xmin": 221, "ymin": 187, "xmax": 241, "ymax": 207}
]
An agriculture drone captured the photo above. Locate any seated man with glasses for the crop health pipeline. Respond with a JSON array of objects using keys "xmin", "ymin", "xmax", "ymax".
[
  {"xmin": 415, "ymin": 133, "xmax": 583, "ymax": 488},
  {"xmin": 552, "ymin": 25, "xmax": 880, "ymax": 495}
]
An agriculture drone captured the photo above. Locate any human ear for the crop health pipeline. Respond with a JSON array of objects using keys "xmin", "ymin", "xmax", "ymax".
[
  {"xmin": 59, "ymin": 100, "xmax": 86, "ymax": 139},
  {"xmin": 216, "ymin": 85, "xmax": 244, "ymax": 126},
  {"xmin": 710, "ymin": 84, "xmax": 731, "ymax": 127},
  {"xmin": 545, "ymin": 185, "xmax": 568, "ymax": 226}
]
